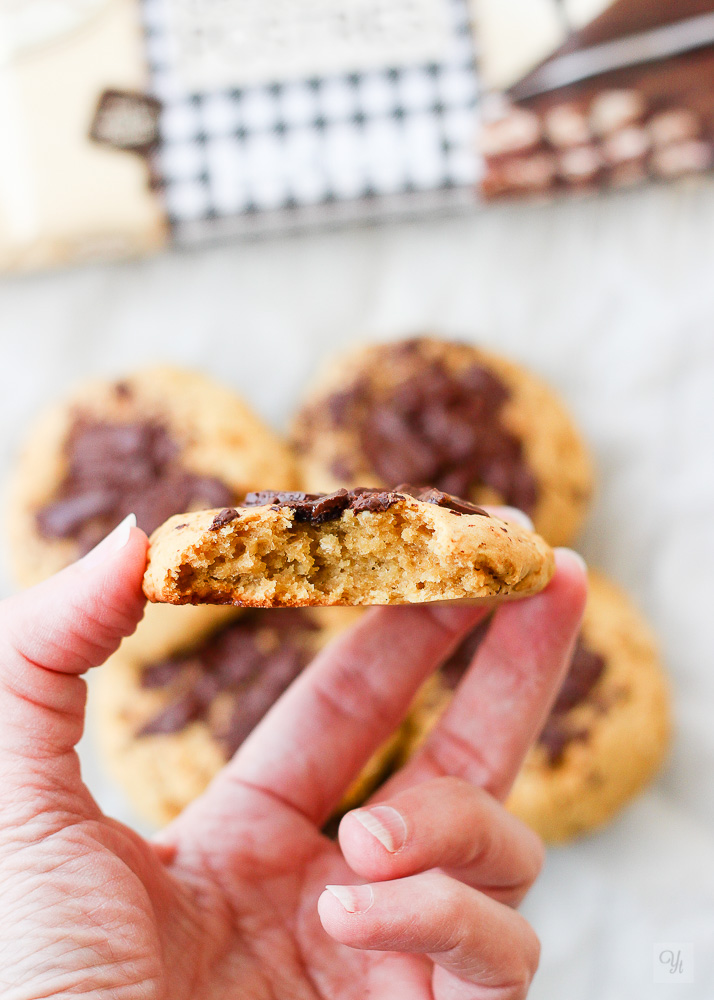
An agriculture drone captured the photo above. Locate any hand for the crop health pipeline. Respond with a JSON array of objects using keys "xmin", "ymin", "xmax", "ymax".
[{"xmin": 0, "ymin": 514, "xmax": 586, "ymax": 1000}]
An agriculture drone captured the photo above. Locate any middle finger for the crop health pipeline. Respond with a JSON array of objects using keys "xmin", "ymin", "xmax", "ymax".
[{"xmin": 338, "ymin": 775, "xmax": 544, "ymax": 907}]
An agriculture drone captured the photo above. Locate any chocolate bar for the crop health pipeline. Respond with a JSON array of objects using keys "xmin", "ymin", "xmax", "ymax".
[{"xmin": 475, "ymin": 0, "xmax": 714, "ymax": 198}]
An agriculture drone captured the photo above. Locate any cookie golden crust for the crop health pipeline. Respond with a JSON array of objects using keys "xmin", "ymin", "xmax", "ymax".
[
  {"xmin": 142, "ymin": 489, "xmax": 555, "ymax": 609},
  {"xmin": 7, "ymin": 366, "xmax": 298, "ymax": 654},
  {"xmin": 290, "ymin": 337, "xmax": 594, "ymax": 547},
  {"xmin": 401, "ymin": 571, "xmax": 672, "ymax": 843},
  {"xmin": 93, "ymin": 607, "xmax": 400, "ymax": 826}
]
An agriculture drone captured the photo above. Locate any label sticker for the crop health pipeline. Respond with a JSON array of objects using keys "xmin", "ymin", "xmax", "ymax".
[{"xmin": 165, "ymin": 0, "xmax": 452, "ymax": 89}]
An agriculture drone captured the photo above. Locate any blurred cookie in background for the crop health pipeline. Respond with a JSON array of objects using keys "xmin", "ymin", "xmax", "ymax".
[
  {"xmin": 7, "ymin": 366, "xmax": 298, "ymax": 653},
  {"xmin": 93, "ymin": 606, "xmax": 400, "ymax": 825},
  {"xmin": 400, "ymin": 570, "xmax": 672, "ymax": 843},
  {"xmin": 291, "ymin": 336, "xmax": 594, "ymax": 546}
]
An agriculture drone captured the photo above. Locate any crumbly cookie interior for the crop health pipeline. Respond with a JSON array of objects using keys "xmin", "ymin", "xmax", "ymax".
[{"xmin": 164, "ymin": 508, "xmax": 516, "ymax": 606}]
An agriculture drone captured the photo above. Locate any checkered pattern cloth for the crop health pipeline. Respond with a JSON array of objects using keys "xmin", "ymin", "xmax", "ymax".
[{"xmin": 142, "ymin": 0, "xmax": 480, "ymax": 241}]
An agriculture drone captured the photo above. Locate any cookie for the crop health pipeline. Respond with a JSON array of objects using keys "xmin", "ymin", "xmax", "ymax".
[
  {"xmin": 142, "ymin": 486, "xmax": 554, "ymax": 608},
  {"xmin": 291, "ymin": 337, "xmax": 594, "ymax": 546},
  {"xmin": 94, "ymin": 607, "xmax": 401, "ymax": 825},
  {"xmin": 401, "ymin": 571, "xmax": 671, "ymax": 843},
  {"xmin": 7, "ymin": 366, "xmax": 298, "ymax": 652}
]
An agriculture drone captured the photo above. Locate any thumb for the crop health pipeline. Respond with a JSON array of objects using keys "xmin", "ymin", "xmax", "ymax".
[{"xmin": 0, "ymin": 514, "xmax": 147, "ymax": 765}]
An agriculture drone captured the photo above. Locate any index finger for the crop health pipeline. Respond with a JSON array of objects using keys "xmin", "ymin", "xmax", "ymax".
[
  {"xmin": 378, "ymin": 548, "xmax": 588, "ymax": 803},
  {"xmin": 204, "ymin": 600, "xmax": 491, "ymax": 826}
]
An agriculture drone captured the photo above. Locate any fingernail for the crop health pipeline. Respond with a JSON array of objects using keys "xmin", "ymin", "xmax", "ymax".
[
  {"xmin": 79, "ymin": 514, "xmax": 136, "ymax": 571},
  {"xmin": 499, "ymin": 507, "xmax": 535, "ymax": 531},
  {"xmin": 555, "ymin": 547, "xmax": 588, "ymax": 575},
  {"xmin": 325, "ymin": 884, "xmax": 374, "ymax": 914},
  {"xmin": 351, "ymin": 806, "xmax": 407, "ymax": 853}
]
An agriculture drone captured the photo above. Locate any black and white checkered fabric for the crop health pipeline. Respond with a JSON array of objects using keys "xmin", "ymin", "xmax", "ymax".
[{"xmin": 142, "ymin": 0, "xmax": 479, "ymax": 241}]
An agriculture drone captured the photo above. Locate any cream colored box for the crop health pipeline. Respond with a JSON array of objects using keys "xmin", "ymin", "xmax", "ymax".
[{"xmin": 0, "ymin": 0, "xmax": 166, "ymax": 272}]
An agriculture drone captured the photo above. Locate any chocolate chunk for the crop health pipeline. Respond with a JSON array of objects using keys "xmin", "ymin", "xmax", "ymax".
[
  {"xmin": 537, "ymin": 719, "xmax": 589, "ymax": 765},
  {"xmin": 138, "ymin": 691, "xmax": 204, "ymax": 736},
  {"xmin": 238, "ymin": 485, "xmax": 487, "ymax": 526},
  {"xmin": 137, "ymin": 611, "xmax": 316, "ymax": 756},
  {"xmin": 439, "ymin": 625, "xmax": 605, "ymax": 764},
  {"xmin": 318, "ymin": 346, "xmax": 538, "ymax": 513},
  {"xmin": 440, "ymin": 617, "xmax": 493, "ymax": 690},
  {"xmin": 36, "ymin": 417, "xmax": 234, "ymax": 553},
  {"xmin": 89, "ymin": 89, "xmax": 162, "ymax": 156},
  {"xmin": 396, "ymin": 485, "xmax": 489, "ymax": 516},
  {"xmin": 550, "ymin": 640, "xmax": 606, "ymax": 716},
  {"xmin": 350, "ymin": 489, "xmax": 404, "ymax": 514},
  {"xmin": 211, "ymin": 508, "xmax": 241, "ymax": 530}
]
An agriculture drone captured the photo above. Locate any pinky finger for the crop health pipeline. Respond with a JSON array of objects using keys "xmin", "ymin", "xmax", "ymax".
[{"xmin": 317, "ymin": 871, "xmax": 539, "ymax": 1000}]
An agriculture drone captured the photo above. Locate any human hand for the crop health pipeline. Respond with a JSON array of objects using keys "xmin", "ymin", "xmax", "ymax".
[{"xmin": 0, "ymin": 512, "xmax": 586, "ymax": 999}]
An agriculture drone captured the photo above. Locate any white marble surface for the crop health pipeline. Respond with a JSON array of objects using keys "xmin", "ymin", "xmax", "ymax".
[{"xmin": 1, "ymin": 179, "xmax": 714, "ymax": 997}]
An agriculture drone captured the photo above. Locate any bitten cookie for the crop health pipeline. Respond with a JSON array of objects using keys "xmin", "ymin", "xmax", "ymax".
[
  {"xmin": 94, "ymin": 607, "xmax": 401, "ymax": 825},
  {"xmin": 7, "ymin": 366, "xmax": 298, "ymax": 654},
  {"xmin": 401, "ymin": 571, "xmax": 671, "ymax": 843},
  {"xmin": 142, "ymin": 486, "xmax": 554, "ymax": 608},
  {"xmin": 291, "ymin": 337, "xmax": 594, "ymax": 547}
]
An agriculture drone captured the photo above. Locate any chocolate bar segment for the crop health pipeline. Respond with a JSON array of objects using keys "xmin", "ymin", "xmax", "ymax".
[{"xmin": 478, "ymin": 0, "xmax": 714, "ymax": 199}]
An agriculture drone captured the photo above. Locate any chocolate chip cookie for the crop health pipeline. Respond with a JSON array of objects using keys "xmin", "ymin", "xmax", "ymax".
[
  {"xmin": 400, "ymin": 571, "xmax": 671, "ymax": 843},
  {"xmin": 8, "ymin": 366, "xmax": 298, "ymax": 653},
  {"xmin": 93, "ymin": 607, "xmax": 401, "ymax": 825},
  {"xmin": 142, "ymin": 486, "xmax": 554, "ymax": 608},
  {"xmin": 291, "ymin": 337, "xmax": 594, "ymax": 546}
]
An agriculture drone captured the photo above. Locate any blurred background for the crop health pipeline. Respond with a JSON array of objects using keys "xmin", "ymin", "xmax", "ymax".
[{"xmin": 1, "ymin": 0, "xmax": 714, "ymax": 996}]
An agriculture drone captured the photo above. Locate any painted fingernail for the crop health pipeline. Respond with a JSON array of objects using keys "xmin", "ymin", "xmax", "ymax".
[
  {"xmin": 325, "ymin": 884, "xmax": 374, "ymax": 914},
  {"xmin": 499, "ymin": 506, "xmax": 535, "ymax": 531},
  {"xmin": 79, "ymin": 513, "xmax": 136, "ymax": 571},
  {"xmin": 351, "ymin": 806, "xmax": 407, "ymax": 853},
  {"xmin": 555, "ymin": 547, "xmax": 588, "ymax": 575}
]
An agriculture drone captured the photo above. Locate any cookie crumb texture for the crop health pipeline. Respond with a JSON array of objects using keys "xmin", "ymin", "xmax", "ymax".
[
  {"xmin": 291, "ymin": 337, "xmax": 594, "ymax": 547},
  {"xmin": 142, "ymin": 491, "xmax": 554, "ymax": 608}
]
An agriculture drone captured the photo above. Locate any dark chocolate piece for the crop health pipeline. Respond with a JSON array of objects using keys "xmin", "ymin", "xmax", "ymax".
[
  {"xmin": 137, "ymin": 611, "xmax": 317, "ymax": 756},
  {"xmin": 537, "ymin": 719, "xmax": 590, "ymax": 764},
  {"xmin": 440, "ymin": 624, "xmax": 605, "ymax": 765},
  {"xmin": 235, "ymin": 486, "xmax": 489, "ymax": 526},
  {"xmin": 316, "ymin": 344, "xmax": 538, "ymax": 513},
  {"xmin": 396, "ymin": 485, "xmax": 489, "ymax": 516},
  {"xmin": 36, "ymin": 418, "xmax": 234, "ymax": 553},
  {"xmin": 89, "ymin": 89, "xmax": 162, "ymax": 156},
  {"xmin": 211, "ymin": 508, "xmax": 241, "ymax": 530}
]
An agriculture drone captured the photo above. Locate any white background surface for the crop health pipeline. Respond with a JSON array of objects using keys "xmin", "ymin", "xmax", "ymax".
[{"xmin": 1, "ymin": 179, "xmax": 713, "ymax": 997}]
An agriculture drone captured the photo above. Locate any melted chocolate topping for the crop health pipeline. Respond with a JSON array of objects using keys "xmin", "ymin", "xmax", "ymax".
[
  {"xmin": 138, "ymin": 610, "xmax": 317, "ymax": 757},
  {"xmin": 37, "ymin": 416, "xmax": 234, "ymax": 552},
  {"xmin": 316, "ymin": 343, "xmax": 538, "ymax": 513},
  {"xmin": 441, "ymin": 623, "xmax": 605, "ymax": 765},
  {"xmin": 210, "ymin": 486, "xmax": 489, "ymax": 530}
]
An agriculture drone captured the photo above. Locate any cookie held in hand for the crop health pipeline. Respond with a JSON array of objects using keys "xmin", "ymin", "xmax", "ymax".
[{"xmin": 142, "ymin": 486, "xmax": 554, "ymax": 608}]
